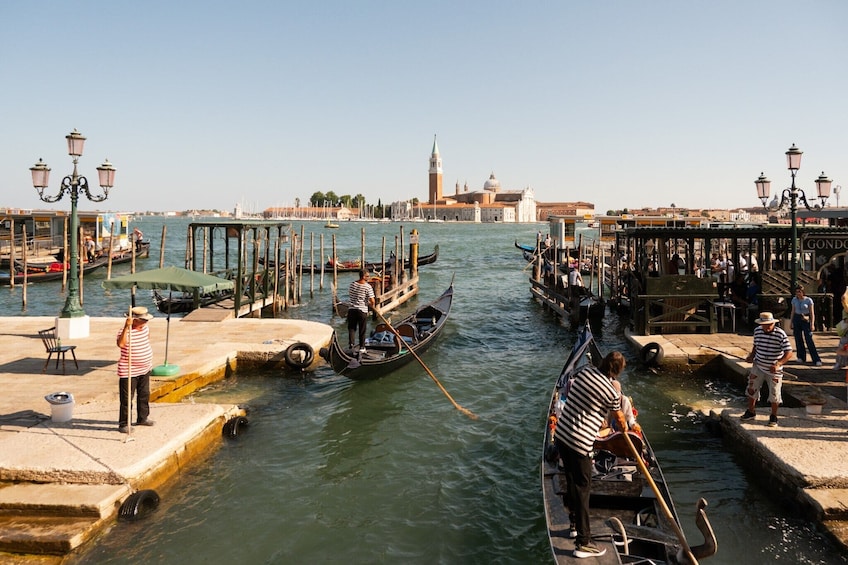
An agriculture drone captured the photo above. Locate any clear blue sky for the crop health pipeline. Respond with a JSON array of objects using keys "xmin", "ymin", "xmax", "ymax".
[{"xmin": 1, "ymin": 1, "xmax": 846, "ymax": 215}]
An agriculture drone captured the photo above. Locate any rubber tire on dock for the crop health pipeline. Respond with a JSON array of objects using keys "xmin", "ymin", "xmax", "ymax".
[
  {"xmin": 284, "ymin": 342, "xmax": 314, "ymax": 370},
  {"xmin": 640, "ymin": 342, "xmax": 665, "ymax": 368},
  {"xmin": 118, "ymin": 489, "xmax": 160, "ymax": 522},
  {"xmin": 223, "ymin": 415, "xmax": 249, "ymax": 438}
]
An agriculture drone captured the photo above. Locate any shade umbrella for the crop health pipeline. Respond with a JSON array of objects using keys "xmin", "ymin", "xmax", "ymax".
[{"xmin": 103, "ymin": 266, "xmax": 235, "ymax": 375}]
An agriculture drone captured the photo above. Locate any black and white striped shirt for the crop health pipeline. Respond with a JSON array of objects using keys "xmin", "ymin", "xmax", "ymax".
[
  {"xmin": 348, "ymin": 280, "xmax": 375, "ymax": 314},
  {"xmin": 554, "ymin": 365, "xmax": 621, "ymax": 456},
  {"xmin": 752, "ymin": 325, "xmax": 792, "ymax": 372}
]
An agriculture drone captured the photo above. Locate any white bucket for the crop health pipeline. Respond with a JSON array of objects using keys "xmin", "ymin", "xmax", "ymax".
[
  {"xmin": 805, "ymin": 403, "xmax": 824, "ymax": 415},
  {"xmin": 44, "ymin": 392, "xmax": 75, "ymax": 423}
]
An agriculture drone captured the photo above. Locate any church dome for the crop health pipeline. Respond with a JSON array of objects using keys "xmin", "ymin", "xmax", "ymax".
[{"xmin": 483, "ymin": 173, "xmax": 501, "ymax": 191}]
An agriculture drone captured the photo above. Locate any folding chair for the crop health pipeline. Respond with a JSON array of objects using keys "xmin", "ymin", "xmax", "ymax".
[{"xmin": 38, "ymin": 327, "xmax": 79, "ymax": 374}]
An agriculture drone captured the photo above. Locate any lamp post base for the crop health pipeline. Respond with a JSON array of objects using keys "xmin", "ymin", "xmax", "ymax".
[{"xmin": 55, "ymin": 315, "xmax": 90, "ymax": 340}]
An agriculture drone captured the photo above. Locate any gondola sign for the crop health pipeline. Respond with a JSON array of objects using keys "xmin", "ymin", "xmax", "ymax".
[{"xmin": 802, "ymin": 233, "xmax": 848, "ymax": 267}]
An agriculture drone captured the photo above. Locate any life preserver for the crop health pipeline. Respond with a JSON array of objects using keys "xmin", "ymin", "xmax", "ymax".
[
  {"xmin": 640, "ymin": 342, "xmax": 664, "ymax": 368},
  {"xmin": 223, "ymin": 415, "xmax": 249, "ymax": 438},
  {"xmin": 284, "ymin": 342, "xmax": 314, "ymax": 370},
  {"xmin": 118, "ymin": 489, "xmax": 160, "ymax": 522}
]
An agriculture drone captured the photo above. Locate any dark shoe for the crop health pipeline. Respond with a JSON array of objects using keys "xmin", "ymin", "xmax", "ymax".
[
  {"xmin": 118, "ymin": 425, "xmax": 129, "ymax": 433},
  {"xmin": 768, "ymin": 414, "xmax": 778, "ymax": 427},
  {"xmin": 574, "ymin": 541, "xmax": 606, "ymax": 558},
  {"xmin": 136, "ymin": 419, "xmax": 155, "ymax": 426},
  {"xmin": 740, "ymin": 410, "xmax": 756, "ymax": 421}
]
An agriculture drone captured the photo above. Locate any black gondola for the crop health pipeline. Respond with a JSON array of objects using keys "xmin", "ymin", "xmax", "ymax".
[
  {"xmin": 541, "ymin": 325, "xmax": 717, "ymax": 564},
  {"xmin": 319, "ymin": 281, "xmax": 453, "ymax": 379},
  {"xmin": 1, "ymin": 242, "xmax": 151, "ymax": 286}
]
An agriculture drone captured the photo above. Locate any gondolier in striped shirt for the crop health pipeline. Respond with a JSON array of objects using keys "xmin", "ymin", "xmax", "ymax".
[
  {"xmin": 742, "ymin": 311, "xmax": 793, "ymax": 427},
  {"xmin": 554, "ymin": 351, "xmax": 628, "ymax": 559},
  {"xmin": 116, "ymin": 306, "xmax": 156, "ymax": 432},
  {"xmin": 347, "ymin": 269, "xmax": 376, "ymax": 353}
]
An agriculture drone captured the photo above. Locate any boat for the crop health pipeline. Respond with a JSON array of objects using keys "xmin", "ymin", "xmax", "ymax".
[
  {"xmin": 325, "ymin": 220, "xmax": 339, "ymax": 229},
  {"xmin": 319, "ymin": 280, "xmax": 454, "ymax": 379},
  {"xmin": 541, "ymin": 326, "xmax": 717, "ymax": 564},
  {"xmin": 151, "ymin": 287, "xmax": 234, "ymax": 314},
  {"xmin": 326, "ymin": 245, "xmax": 439, "ymax": 273},
  {"xmin": 0, "ymin": 242, "xmax": 151, "ymax": 286}
]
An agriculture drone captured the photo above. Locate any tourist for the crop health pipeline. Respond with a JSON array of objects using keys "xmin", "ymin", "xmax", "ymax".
[
  {"xmin": 790, "ymin": 286, "xmax": 822, "ymax": 366},
  {"xmin": 742, "ymin": 312, "xmax": 793, "ymax": 427},
  {"xmin": 834, "ymin": 313, "xmax": 848, "ymax": 370},
  {"xmin": 554, "ymin": 351, "xmax": 627, "ymax": 559},
  {"xmin": 116, "ymin": 306, "xmax": 155, "ymax": 432},
  {"xmin": 347, "ymin": 269, "xmax": 375, "ymax": 352}
]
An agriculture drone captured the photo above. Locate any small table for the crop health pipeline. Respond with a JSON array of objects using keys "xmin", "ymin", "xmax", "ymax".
[{"xmin": 713, "ymin": 301, "xmax": 736, "ymax": 333}]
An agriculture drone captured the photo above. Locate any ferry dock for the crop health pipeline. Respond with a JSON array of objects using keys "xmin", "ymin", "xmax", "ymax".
[{"xmin": 0, "ymin": 315, "xmax": 332, "ymax": 563}]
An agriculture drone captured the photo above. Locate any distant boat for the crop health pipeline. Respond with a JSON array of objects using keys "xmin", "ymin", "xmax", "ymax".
[{"xmin": 325, "ymin": 220, "xmax": 339, "ymax": 229}]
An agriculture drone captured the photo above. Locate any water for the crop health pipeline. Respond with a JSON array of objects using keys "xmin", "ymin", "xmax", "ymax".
[{"xmin": 3, "ymin": 218, "xmax": 845, "ymax": 564}]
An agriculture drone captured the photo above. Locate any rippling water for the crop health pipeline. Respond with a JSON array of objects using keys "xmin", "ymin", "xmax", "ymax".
[{"xmin": 5, "ymin": 218, "xmax": 845, "ymax": 564}]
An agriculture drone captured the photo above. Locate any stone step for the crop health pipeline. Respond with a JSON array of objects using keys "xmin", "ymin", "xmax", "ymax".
[
  {"xmin": 0, "ymin": 483, "xmax": 130, "ymax": 519},
  {"xmin": 0, "ymin": 514, "xmax": 102, "ymax": 555}
]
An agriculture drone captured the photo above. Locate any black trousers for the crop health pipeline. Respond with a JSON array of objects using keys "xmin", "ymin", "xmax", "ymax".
[
  {"xmin": 119, "ymin": 372, "xmax": 151, "ymax": 426},
  {"xmin": 556, "ymin": 439, "xmax": 593, "ymax": 545},
  {"xmin": 347, "ymin": 309, "xmax": 368, "ymax": 349}
]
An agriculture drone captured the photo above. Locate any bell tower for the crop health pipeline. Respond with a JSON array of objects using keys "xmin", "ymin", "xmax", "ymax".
[{"xmin": 428, "ymin": 135, "xmax": 442, "ymax": 204}]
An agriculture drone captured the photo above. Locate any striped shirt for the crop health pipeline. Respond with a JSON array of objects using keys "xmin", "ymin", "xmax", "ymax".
[
  {"xmin": 751, "ymin": 325, "xmax": 792, "ymax": 372},
  {"xmin": 554, "ymin": 365, "xmax": 621, "ymax": 456},
  {"xmin": 348, "ymin": 280, "xmax": 375, "ymax": 314},
  {"xmin": 117, "ymin": 324, "xmax": 154, "ymax": 378}
]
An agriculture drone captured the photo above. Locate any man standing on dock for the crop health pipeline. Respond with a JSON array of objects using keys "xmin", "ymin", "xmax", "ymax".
[
  {"xmin": 743, "ymin": 311, "xmax": 793, "ymax": 427},
  {"xmin": 116, "ymin": 306, "xmax": 155, "ymax": 432},
  {"xmin": 347, "ymin": 269, "xmax": 375, "ymax": 353}
]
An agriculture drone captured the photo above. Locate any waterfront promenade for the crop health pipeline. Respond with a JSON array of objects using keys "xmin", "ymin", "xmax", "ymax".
[
  {"xmin": 627, "ymin": 329, "xmax": 848, "ymax": 552},
  {"xmin": 0, "ymin": 315, "xmax": 332, "ymax": 563}
]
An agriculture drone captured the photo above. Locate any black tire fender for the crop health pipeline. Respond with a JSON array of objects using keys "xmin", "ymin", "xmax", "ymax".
[
  {"xmin": 640, "ymin": 342, "xmax": 665, "ymax": 368},
  {"xmin": 223, "ymin": 415, "xmax": 249, "ymax": 438},
  {"xmin": 284, "ymin": 342, "xmax": 314, "ymax": 370},
  {"xmin": 118, "ymin": 489, "xmax": 160, "ymax": 522}
]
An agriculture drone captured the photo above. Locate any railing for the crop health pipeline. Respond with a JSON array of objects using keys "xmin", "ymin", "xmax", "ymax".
[{"xmin": 635, "ymin": 294, "xmax": 717, "ymax": 335}]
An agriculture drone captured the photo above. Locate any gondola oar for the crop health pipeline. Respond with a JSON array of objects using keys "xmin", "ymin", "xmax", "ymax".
[
  {"xmin": 619, "ymin": 430, "xmax": 697, "ymax": 564},
  {"xmin": 374, "ymin": 310, "xmax": 477, "ymax": 420}
]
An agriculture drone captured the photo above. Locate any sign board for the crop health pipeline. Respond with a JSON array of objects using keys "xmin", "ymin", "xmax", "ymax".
[{"xmin": 802, "ymin": 234, "xmax": 848, "ymax": 267}]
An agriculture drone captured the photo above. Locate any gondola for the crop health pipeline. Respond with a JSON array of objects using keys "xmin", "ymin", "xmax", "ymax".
[
  {"xmin": 319, "ymin": 280, "xmax": 453, "ymax": 379},
  {"xmin": 541, "ymin": 326, "xmax": 717, "ymax": 564},
  {"xmin": 326, "ymin": 245, "xmax": 439, "ymax": 273},
  {"xmin": 0, "ymin": 243, "xmax": 151, "ymax": 286},
  {"xmin": 151, "ymin": 288, "xmax": 234, "ymax": 314}
]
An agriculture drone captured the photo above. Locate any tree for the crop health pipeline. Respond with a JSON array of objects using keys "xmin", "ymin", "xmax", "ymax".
[
  {"xmin": 325, "ymin": 191, "xmax": 339, "ymax": 206},
  {"xmin": 309, "ymin": 191, "xmax": 325, "ymax": 207}
]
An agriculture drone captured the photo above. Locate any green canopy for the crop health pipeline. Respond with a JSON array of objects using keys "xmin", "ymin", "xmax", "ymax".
[
  {"xmin": 103, "ymin": 266, "xmax": 234, "ymax": 377},
  {"xmin": 102, "ymin": 265, "xmax": 234, "ymax": 293}
]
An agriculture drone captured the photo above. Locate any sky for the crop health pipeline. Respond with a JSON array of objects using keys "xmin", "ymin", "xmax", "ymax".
[{"xmin": 1, "ymin": 1, "xmax": 847, "ymax": 216}]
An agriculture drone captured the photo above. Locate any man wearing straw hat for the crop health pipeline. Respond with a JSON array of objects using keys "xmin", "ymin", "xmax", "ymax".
[
  {"xmin": 743, "ymin": 311, "xmax": 793, "ymax": 427},
  {"xmin": 116, "ymin": 306, "xmax": 155, "ymax": 432}
]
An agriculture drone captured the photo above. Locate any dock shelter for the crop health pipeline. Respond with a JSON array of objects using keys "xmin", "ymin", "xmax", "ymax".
[{"xmin": 613, "ymin": 225, "xmax": 848, "ymax": 335}]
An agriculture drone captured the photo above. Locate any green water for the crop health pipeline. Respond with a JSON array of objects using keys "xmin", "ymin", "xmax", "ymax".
[{"xmin": 4, "ymin": 217, "xmax": 844, "ymax": 564}]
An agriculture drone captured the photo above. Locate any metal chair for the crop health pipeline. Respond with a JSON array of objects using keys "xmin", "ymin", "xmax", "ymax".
[{"xmin": 38, "ymin": 327, "xmax": 78, "ymax": 374}]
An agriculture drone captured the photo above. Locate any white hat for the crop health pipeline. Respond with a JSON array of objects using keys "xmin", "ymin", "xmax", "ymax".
[
  {"xmin": 126, "ymin": 306, "xmax": 153, "ymax": 321},
  {"xmin": 755, "ymin": 311, "xmax": 777, "ymax": 325}
]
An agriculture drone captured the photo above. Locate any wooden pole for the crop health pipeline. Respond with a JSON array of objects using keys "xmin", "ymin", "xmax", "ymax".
[
  {"xmin": 319, "ymin": 233, "xmax": 325, "ymax": 290},
  {"xmin": 78, "ymin": 226, "xmax": 85, "ymax": 306},
  {"xmin": 159, "ymin": 225, "xmax": 167, "ymax": 268},
  {"xmin": 309, "ymin": 231, "xmax": 315, "ymax": 297},
  {"xmin": 107, "ymin": 223, "xmax": 116, "ymax": 279},
  {"xmin": 8, "ymin": 219, "xmax": 15, "ymax": 290},
  {"xmin": 61, "ymin": 217, "xmax": 68, "ymax": 291},
  {"xmin": 21, "ymin": 225, "xmax": 27, "ymax": 309}
]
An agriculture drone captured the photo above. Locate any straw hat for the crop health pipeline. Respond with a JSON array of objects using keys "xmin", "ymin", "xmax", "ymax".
[
  {"xmin": 755, "ymin": 311, "xmax": 777, "ymax": 325},
  {"xmin": 126, "ymin": 306, "xmax": 153, "ymax": 321}
]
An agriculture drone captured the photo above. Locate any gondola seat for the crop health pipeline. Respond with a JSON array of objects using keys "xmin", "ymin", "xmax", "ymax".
[{"xmin": 38, "ymin": 327, "xmax": 78, "ymax": 374}]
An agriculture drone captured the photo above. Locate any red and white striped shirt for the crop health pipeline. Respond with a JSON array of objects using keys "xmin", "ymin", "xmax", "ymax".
[{"xmin": 117, "ymin": 324, "xmax": 153, "ymax": 378}]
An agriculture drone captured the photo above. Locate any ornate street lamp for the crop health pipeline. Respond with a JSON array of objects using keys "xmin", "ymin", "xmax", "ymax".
[
  {"xmin": 754, "ymin": 144, "xmax": 831, "ymax": 291},
  {"xmin": 31, "ymin": 130, "xmax": 115, "ymax": 336}
]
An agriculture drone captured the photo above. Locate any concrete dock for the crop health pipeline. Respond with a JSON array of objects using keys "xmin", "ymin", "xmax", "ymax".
[
  {"xmin": 626, "ymin": 329, "xmax": 848, "ymax": 552},
  {"xmin": 0, "ymin": 315, "xmax": 333, "ymax": 563}
]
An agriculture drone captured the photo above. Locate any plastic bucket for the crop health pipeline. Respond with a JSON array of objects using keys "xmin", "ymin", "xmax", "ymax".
[{"xmin": 44, "ymin": 392, "xmax": 75, "ymax": 423}]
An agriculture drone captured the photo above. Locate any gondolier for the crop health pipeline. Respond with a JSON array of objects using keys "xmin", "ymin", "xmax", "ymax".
[
  {"xmin": 742, "ymin": 311, "xmax": 793, "ymax": 427},
  {"xmin": 347, "ymin": 269, "xmax": 375, "ymax": 352},
  {"xmin": 554, "ymin": 351, "xmax": 627, "ymax": 559}
]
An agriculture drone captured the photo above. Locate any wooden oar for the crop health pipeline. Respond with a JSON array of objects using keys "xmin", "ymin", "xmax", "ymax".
[
  {"xmin": 374, "ymin": 310, "xmax": 477, "ymax": 420},
  {"xmin": 619, "ymin": 430, "xmax": 697, "ymax": 564}
]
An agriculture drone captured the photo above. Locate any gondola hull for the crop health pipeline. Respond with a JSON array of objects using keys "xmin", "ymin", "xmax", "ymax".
[
  {"xmin": 541, "ymin": 326, "xmax": 716, "ymax": 564},
  {"xmin": 0, "ymin": 243, "xmax": 150, "ymax": 286},
  {"xmin": 320, "ymin": 282, "xmax": 453, "ymax": 379}
]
